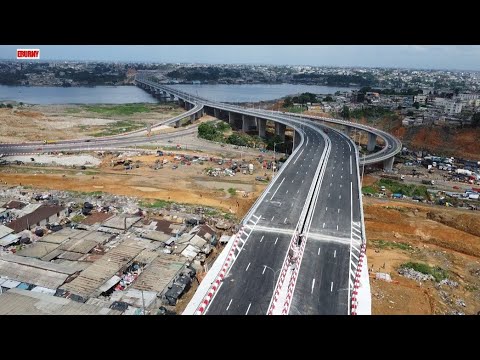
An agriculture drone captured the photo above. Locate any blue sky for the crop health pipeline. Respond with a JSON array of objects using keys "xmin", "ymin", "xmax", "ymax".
[{"xmin": 1, "ymin": 45, "xmax": 480, "ymax": 71}]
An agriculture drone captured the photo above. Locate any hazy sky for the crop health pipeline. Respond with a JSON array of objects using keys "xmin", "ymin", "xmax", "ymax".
[{"xmin": 2, "ymin": 45, "xmax": 480, "ymax": 71}]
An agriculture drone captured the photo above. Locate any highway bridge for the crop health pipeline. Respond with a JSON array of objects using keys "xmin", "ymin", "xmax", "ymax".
[
  {"xmin": 133, "ymin": 74, "xmax": 401, "ymax": 315},
  {"xmin": 0, "ymin": 74, "xmax": 401, "ymax": 315}
]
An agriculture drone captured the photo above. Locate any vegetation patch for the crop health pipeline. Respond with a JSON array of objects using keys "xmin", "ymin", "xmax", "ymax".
[
  {"xmin": 227, "ymin": 187, "xmax": 237, "ymax": 196},
  {"xmin": 377, "ymin": 179, "xmax": 428, "ymax": 198},
  {"xmin": 82, "ymin": 104, "xmax": 151, "ymax": 116},
  {"xmin": 400, "ymin": 262, "xmax": 449, "ymax": 282},
  {"xmin": 92, "ymin": 120, "xmax": 146, "ymax": 137},
  {"xmin": 372, "ymin": 240, "xmax": 413, "ymax": 251},
  {"xmin": 71, "ymin": 214, "xmax": 86, "ymax": 223},
  {"xmin": 139, "ymin": 199, "xmax": 173, "ymax": 209}
]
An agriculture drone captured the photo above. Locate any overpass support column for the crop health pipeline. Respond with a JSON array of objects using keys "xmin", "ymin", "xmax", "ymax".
[
  {"xmin": 383, "ymin": 156, "xmax": 395, "ymax": 172},
  {"xmin": 228, "ymin": 112, "xmax": 236, "ymax": 129},
  {"xmin": 175, "ymin": 120, "xmax": 181, "ymax": 128},
  {"xmin": 170, "ymin": 94, "xmax": 175, "ymax": 101},
  {"xmin": 275, "ymin": 122, "xmax": 286, "ymax": 141},
  {"xmin": 189, "ymin": 114, "xmax": 196, "ymax": 124},
  {"xmin": 258, "ymin": 118, "xmax": 266, "ymax": 138},
  {"xmin": 178, "ymin": 99, "xmax": 185, "ymax": 108},
  {"xmin": 367, "ymin": 132, "xmax": 377, "ymax": 152},
  {"xmin": 344, "ymin": 125, "xmax": 352, "ymax": 136},
  {"xmin": 214, "ymin": 108, "xmax": 219, "ymax": 119},
  {"xmin": 242, "ymin": 115, "xmax": 248, "ymax": 132}
]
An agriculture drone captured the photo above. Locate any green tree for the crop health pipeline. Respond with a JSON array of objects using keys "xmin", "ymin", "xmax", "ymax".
[
  {"xmin": 283, "ymin": 96, "xmax": 293, "ymax": 108},
  {"xmin": 6, "ymin": 104, "xmax": 12, "ymax": 109},
  {"xmin": 341, "ymin": 105, "xmax": 350, "ymax": 119},
  {"xmin": 413, "ymin": 102, "xmax": 420, "ymax": 109},
  {"xmin": 323, "ymin": 95, "xmax": 334, "ymax": 102}
]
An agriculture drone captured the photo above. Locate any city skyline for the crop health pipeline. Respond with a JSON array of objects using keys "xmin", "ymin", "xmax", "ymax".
[{"xmin": 1, "ymin": 45, "xmax": 480, "ymax": 71}]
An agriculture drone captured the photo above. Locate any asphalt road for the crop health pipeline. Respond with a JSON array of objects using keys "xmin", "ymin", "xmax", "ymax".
[
  {"xmin": 206, "ymin": 126, "xmax": 327, "ymax": 315},
  {"xmin": 289, "ymin": 126, "xmax": 362, "ymax": 315}
]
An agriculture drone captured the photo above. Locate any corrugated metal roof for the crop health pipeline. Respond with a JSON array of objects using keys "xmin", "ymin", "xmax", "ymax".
[
  {"xmin": 0, "ymin": 253, "xmax": 84, "ymax": 274},
  {"xmin": 16, "ymin": 241, "xmax": 60, "ymax": 259},
  {"xmin": 60, "ymin": 243, "xmax": 143, "ymax": 298},
  {"xmin": 0, "ymin": 288, "xmax": 122, "ymax": 315},
  {"xmin": 2, "ymin": 279, "xmax": 21, "ymax": 288},
  {"xmin": 0, "ymin": 233, "xmax": 18, "ymax": 247},
  {"xmin": 0, "ymin": 259, "xmax": 69, "ymax": 289},
  {"xmin": 133, "ymin": 249, "xmax": 159, "ymax": 265},
  {"xmin": 30, "ymin": 286, "xmax": 56, "ymax": 296},
  {"xmin": 190, "ymin": 235, "xmax": 207, "ymax": 248},
  {"xmin": 141, "ymin": 231, "xmax": 170, "ymax": 242},
  {"xmin": 97, "ymin": 275, "xmax": 121, "ymax": 293},
  {"xmin": 102, "ymin": 215, "xmax": 141, "ymax": 230},
  {"xmin": 109, "ymin": 289, "xmax": 157, "ymax": 309},
  {"xmin": 57, "ymin": 251, "xmax": 84, "ymax": 261},
  {"xmin": 0, "ymin": 225, "xmax": 14, "ymax": 239},
  {"xmin": 58, "ymin": 238, "xmax": 97, "ymax": 254},
  {"xmin": 181, "ymin": 244, "xmax": 200, "ymax": 260},
  {"xmin": 7, "ymin": 205, "xmax": 65, "ymax": 233},
  {"xmin": 132, "ymin": 253, "xmax": 186, "ymax": 294}
]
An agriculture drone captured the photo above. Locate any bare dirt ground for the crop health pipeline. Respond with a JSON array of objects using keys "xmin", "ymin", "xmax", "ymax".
[
  {"xmin": 0, "ymin": 104, "xmax": 184, "ymax": 142},
  {"xmin": 0, "ymin": 151, "xmax": 268, "ymax": 218},
  {"xmin": 364, "ymin": 196, "xmax": 480, "ymax": 315}
]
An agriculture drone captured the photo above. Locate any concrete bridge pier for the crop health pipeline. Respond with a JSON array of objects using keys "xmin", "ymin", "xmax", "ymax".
[
  {"xmin": 275, "ymin": 122, "xmax": 286, "ymax": 141},
  {"xmin": 242, "ymin": 115, "xmax": 256, "ymax": 132},
  {"xmin": 344, "ymin": 125, "xmax": 352, "ymax": 136},
  {"xmin": 258, "ymin": 118, "xmax": 266, "ymax": 138},
  {"xmin": 196, "ymin": 109, "xmax": 204, "ymax": 120},
  {"xmin": 228, "ymin": 112, "xmax": 241, "ymax": 130},
  {"xmin": 189, "ymin": 114, "xmax": 196, "ymax": 124},
  {"xmin": 170, "ymin": 94, "xmax": 175, "ymax": 101},
  {"xmin": 383, "ymin": 156, "xmax": 395, "ymax": 172},
  {"xmin": 367, "ymin": 133, "xmax": 377, "ymax": 152},
  {"xmin": 214, "ymin": 108, "xmax": 220, "ymax": 119},
  {"xmin": 178, "ymin": 99, "xmax": 185, "ymax": 108}
]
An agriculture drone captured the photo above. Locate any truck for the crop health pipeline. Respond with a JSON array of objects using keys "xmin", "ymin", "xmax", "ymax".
[
  {"xmin": 380, "ymin": 174, "xmax": 404, "ymax": 181},
  {"xmin": 422, "ymin": 179, "xmax": 435, "ymax": 185},
  {"xmin": 44, "ymin": 140, "xmax": 56, "ymax": 144},
  {"xmin": 248, "ymin": 163, "xmax": 254, "ymax": 175}
]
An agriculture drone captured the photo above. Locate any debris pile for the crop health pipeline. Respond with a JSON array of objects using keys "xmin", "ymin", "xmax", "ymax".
[{"xmin": 398, "ymin": 267, "xmax": 435, "ymax": 282}]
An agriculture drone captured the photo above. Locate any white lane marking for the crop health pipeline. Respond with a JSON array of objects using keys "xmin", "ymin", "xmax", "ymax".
[
  {"xmin": 275, "ymin": 237, "xmax": 278, "ymax": 245},
  {"xmin": 226, "ymin": 299, "xmax": 233, "ymax": 311},
  {"xmin": 311, "ymin": 278, "xmax": 315, "ymax": 294},
  {"xmin": 296, "ymin": 171, "xmax": 299, "ymax": 174},
  {"xmin": 331, "ymin": 282, "xmax": 334, "ymax": 292},
  {"xmin": 245, "ymin": 263, "xmax": 251, "ymax": 271},
  {"xmin": 245, "ymin": 303, "xmax": 252, "ymax": 315},
  {"xmin": 291, "ymin": 180, "xmax": 294, "ymax": 183},
  {"xmin": 328, "ymin": 193, "xmax": 330, "ymax": 197},
  {"xmin": 332, "ymin": 174, "xmax": 333, "ymax": 177},
  {"xmin": 270, "ymin": 177, "xmax": 286, "ymax": 200},
  {"xmin": 297, "ymin": 189, "xmax": 299, "ymax": 193},
  {"xmin": 334, "ymin": 250, "xmax": 336, "ymax": 258},
  {"xmin": 340, "ymin": 184, "xmax": 342, "ymax": 188},
  {"xmin": 338, "ymin": 208, "xmax": 340, "ymax": 213},
  {"xmin": 306, "ymin": 171, "xmax": 308, "ymax": 175},
  {"xmin": 309, "ymin": 164, "xmax": 311, "ymax": 168},
  {"xmin": 322, "ymin": 222, "xmax": 325, "ymax": 228},
  {"xmin": 302, "ymin": 180, "xmax": 304, "ymax": 183},
  {"xmin": 284, "ymin": 217, "xmax": 288, "ymax": 224},
  {"xmin": 330, "ymin": 183, "xmax": 332, "ymax": 186},
  {"xmin": 262, "ymin": 266, "xmax": 266, "ymax": 275},
  {"xmin": 271, "ymin": 216, "xmax": 275, "ymax": 221},
  {"xmin": 286, "ymin": 190, "xmax": 289, "ymax": 194},
  {"xmin": 318, "ymin": 247, "xmax": 321, "ymax": 255},
  {"xmin": 293, "ymin": 148, "xmax": 304, "ymax": 165},
  {"xmin": 339, "ymin": 195, "xmax": 342, "ymax": 199},
  {"xmin": 350, "ymin": 155, "xmax": 352, "ymax": 175},
  {"xmin": 347, "ymin": 141, "xmax": 351, "ymax": 152},
  {"xmin": 337, "ymin": 224, "xmax": 339, "ymax": 230},
  {"xmin": 326, "ymin": 207, "xmax": 328, "ymax": 211},
  {"xmin": 341, "ymin": 175, "xmax": 343, "ymax": 179},
  {"xmin": 260, "ymin": 235, "xmax": 264, "ymax": 243}
]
